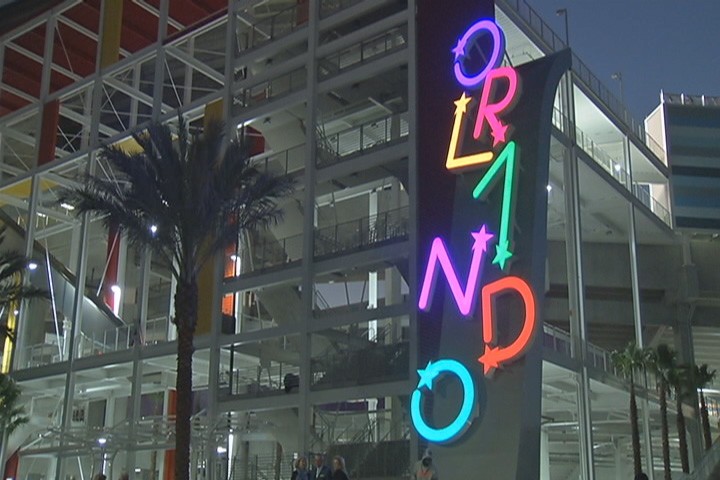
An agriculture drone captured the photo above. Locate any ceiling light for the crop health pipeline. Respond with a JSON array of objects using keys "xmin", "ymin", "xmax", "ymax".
[
  {"xmin": 216, "ymin": 446, "xmax": 227, "ymax": 454},
  {"xmin": 613, "ymin": 164, "xmax": 621, "ymax": 172},
  {"xmin": 60, "ymin": 203, "xmax": 75, "ymax": 211},
  {"xmin": 98, "ymin": 437, "xmax": 107, "ymax": 446},
  {"xmin": 28, "ymin": 261, "xmax": 38, "ymax": 271},
  {"xmin": 546, "ymin": 184, "xmax": 552, "ymax": 192},
  {"xmin": 150, "ymin": 225, "xmax": 158, "ymax": 234}
]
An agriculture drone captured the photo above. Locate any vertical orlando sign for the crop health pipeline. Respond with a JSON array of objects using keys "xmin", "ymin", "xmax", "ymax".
[{"xmin": 415, "ymin": 1, "xmax": 570, "ymax": 478}]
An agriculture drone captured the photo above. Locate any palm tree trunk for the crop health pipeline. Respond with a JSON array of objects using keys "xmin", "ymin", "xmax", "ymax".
[
  {"xmin": 631, "ymin": 381, "xmax": 642, "ymax": 476},
  {"xmin": 174, "ymin": 280, "xmax": 198, "ymax": 480},
  {"xmin": 677, "ymin": 394, "xmax": 690, "ymax": 473},
  {"xmin": 660, "ymin": 381, "xmax": 671, "ymax": 480},
  {"xmin": 700, "ymin": 390, "xmax": 712, "ymax": 450}
]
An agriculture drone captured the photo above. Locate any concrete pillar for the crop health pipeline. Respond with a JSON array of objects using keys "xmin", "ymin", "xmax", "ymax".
[{"xmin": 540, "ymin": 428, "xmax": 550, "ymax": 480}]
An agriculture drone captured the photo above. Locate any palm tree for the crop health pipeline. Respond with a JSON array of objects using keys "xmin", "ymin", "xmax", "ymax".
[
  {"xmin": 0, "ymin": 226, "xmax": 47, "ymax": 345},
  {"xmin": 0, "ymin": 373, "xmax": 28, "ymax": 436},
  {"xmin": 611, "ymin": 341, "xmax": 653, "ymax": 477},
  {"xmin": 650, "ymin": 344, "xmax": 676, "ymax": 480},
  {"xmin": 692, "ymin": 364, "xmax": 716, "ymax": 450},
  {"xmin": 59, "ymin": 119, "xmax": 293, "ymax": 480},
  {"xmin": 669, "ymin": 364, "xmax": 692, "ymax": 473}
]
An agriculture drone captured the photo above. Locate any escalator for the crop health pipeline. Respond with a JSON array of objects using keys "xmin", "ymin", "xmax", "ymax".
[{"xmin": 0, "ymin": 208, "xmax": 125, "ymax": 368}]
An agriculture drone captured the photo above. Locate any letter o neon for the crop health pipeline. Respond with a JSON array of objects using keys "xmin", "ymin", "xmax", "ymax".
[
  {"xmin": 410, "ymin": 359, "xmax": 476, "ymax": 443},
  {"xmin": 453, "ymin": 20, "xmax": 505, "ymax": 90}
]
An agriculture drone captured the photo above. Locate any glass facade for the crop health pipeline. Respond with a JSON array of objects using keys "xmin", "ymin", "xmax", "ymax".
[{"xmin": 0, "ymin": 1, "xmax": 717, "ymax": 480}]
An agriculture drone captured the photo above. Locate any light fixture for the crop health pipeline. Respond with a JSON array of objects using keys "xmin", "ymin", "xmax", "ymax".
[
  {"xmin": 230, "ymin": 254, "xmax": 239, "ymax": 262},
  {"xmin": 134, "ymin": 469, "xmax": 141, "ymax": 474},
  {"xmin": 60, "ymin": 203, "xmax": 75, "ymax": 211},
  {"xmin": 613, "ymin": 164, "xmax": 621, "ymax": 172},
  {"xmin": 13, "ymin": 310, "xmax": 18, "ymax": 316},
  {"xmin": 28, "ymin": 261, "xmax": 38, "ymax": 271},
  {"xmin": 150, "ymin": 225, "xmax": 158, "ymax": 234},
  {"xmin": 546, "ymin": 184, "xmax": 552, "ymax": 192},
  {"xmin": 110, "ymin": 285, "xmax": 122, "ymax": 316},
  {"xmin": 98, "ymin": 437, "xmax": 107, "ymax": 446},
  {"xmin": 216, "ymin": 446, "xmax": 227, "ymax": 454}
]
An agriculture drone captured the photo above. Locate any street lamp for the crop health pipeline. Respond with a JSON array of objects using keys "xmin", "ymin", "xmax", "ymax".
[{"xmin": 556, "ymin": 8, "xmax": 570, "ymax": 47}]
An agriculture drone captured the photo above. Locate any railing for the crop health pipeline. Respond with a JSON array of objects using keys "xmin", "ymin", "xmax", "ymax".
[
  {"xmin": 663, "ymin": 92, "xmax": 720, "ymax": 108},
  {"xmin": 238, "ymin": 232, "xmax": 303, "ymax": 275},
  {"xmin": 677, "ymin": 437, "xmax": 720, "ymax": 480},
  {"xmin": 229, "ymin": 453, "xmax": 295, "ymax": 480},
  {"xmin": 23, "ymin": 342, "xmax": 64, "ymax": 368},
  {"xmin": 497, "ymin": 0, "xmax": 662, "ymax": 157},
  {"xmin": 542, "ymin": 323, "xmax": 572, "ymax": 357},
  {"xmin": 314, "ymin": 207, "xmax": 409, "ymax": 258},
  {"xmin": 316, "ymin": 111, "xmax": 409, "ymax": 167},
  {"xmin": 235, "ymin": 67, "xmax": 307, "ymax": 110},
  {"xmin": 78, "ymin": 316, "xmax": 170, "ymax": 358},
  {"xmin": 318, "ymin": 25, "xmax": 408, "ymax": 80},
  {"xmin": 227, "ymin": 362, "xmax": 300, "ymax": 397},
  {"xmin": 251, "ymin": 143, "xmax": 305, "ymax": 177},
  {"xmin": 552, "ymin": 107, "xmax": 672, "ymax": 227},
  {"xmin": 237, "ymin": 3, "xmax": 309, "ymax": 52},
  {"xmin": 319, "ymin": 0, "xmax": 365, "ymax": 18},
  {"xmin": 311, "ymin": 341, "xmax": 409, "ymax": 389}
]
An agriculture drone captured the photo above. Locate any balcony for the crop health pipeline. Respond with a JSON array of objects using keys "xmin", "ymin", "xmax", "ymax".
[
  {"xmin": 314, "ymin": 207, "xmax": 409, "ymax": 258},
  {"xmin": 316, "ymin": 111, "xmax": 409, "ymax": 168}
]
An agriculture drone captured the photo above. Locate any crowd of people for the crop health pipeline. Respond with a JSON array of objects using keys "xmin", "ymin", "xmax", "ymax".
[{"xmin": 291, "ymin": 454, "xmax": 348, "ymax": 480}]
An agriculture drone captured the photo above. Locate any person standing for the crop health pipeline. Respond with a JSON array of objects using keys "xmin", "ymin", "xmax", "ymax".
[
  {"xmin": 291, "ymin": 457, "xmax": 309, "ymax": 480},
  {"xmin": 310, "ymin": 453, "xmax": 332, "ymax": 480},
  {"xmin": 412, "ymin": 449, "xmax": 438, "ymax": 480},
  {"xmin": 331, "ymin": 455, "xmax": 349, "ymax": 480}
]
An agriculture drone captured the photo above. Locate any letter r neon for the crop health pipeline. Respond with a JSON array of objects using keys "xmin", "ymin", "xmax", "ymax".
[{"xmin": 472, "ymin": 67, "xmax": 520, "ymax": 146}]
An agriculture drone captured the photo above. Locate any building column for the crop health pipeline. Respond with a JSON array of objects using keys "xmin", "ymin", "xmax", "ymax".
[
  {"xmin": 299, "ymin": 0, "xmax": 320, "ymax": 457},
  {"xmin": 540, "ymin": 428, "xmax": 551, "ymax": 480},
  {"xmin": 560, "ymin": 72, "xmax": 595, "ymax": 480},
  {"xmin": 626, "ymin": 132, "xmax": 656, "ymax": 478}
]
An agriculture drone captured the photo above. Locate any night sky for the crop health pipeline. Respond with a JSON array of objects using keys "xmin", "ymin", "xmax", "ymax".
[{"xmin": 524, "ymin": 0, "xmax": 720, "ymax": 121}]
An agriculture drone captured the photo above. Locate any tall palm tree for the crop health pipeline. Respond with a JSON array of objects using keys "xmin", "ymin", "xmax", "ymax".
[
  {"xmin": 669, "ymin": 364, "xmax": 692, "ymax": 473},
  {"xmin": 650, "ymin": 344, "xmax": 676, "ymax": 480},
  {"xmin": 60, "ymin": 119, "xmax": 293, "ymax": 480},
  {"xmin": 611, "ymin": 341, "xmax": 652, "ymax": 477},
  {"xmin": 692, "ymin": 364, "xmax": 716, "ymax": 450}
]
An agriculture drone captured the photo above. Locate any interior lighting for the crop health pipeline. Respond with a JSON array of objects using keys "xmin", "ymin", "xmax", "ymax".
[
  {"xmin": 150, "ymin": 224, "xmax": 158, "ymax": 234},
  {"xmin": 27, "ymin": 261, "xmax": 38, "ymax": 271},
  {"xmin": 546, "ymin": 184, "xmax": 552, "ymax": 192},
  {"xmin": 230, "ymin": 254, "xmax": 239, "ymax": 262},
  {"xmin": 60, "ymin": 203, "xmax": 75, "ymax": 211},
  {"xmin": 110, "ymin": 285, "xmax": 122, "ymax": 316},
  {"xmin": 216, "ymin": 446, "xmax": 227, "ymax": 454},
  {"xmin": 614, "ymin": 163, "xmax": 621, "ymax": 172},
  {"xmin": 98, "ymin": 437, "xmax": 107, "ymax": 446}
]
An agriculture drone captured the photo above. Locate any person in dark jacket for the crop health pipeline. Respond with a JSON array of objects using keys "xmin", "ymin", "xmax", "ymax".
[
  {"xmin": 634, "ymin": 474, "xmax": 649, "ymax": 480},
  {"xmin": 291, "ymin": 457, "xmax": 309, "ymax": 480},
  {"xmin": 331, "ymin": 455, "xmax": 349, "ymax": 480},
  {"xmin": 310, "ymin": 453, "xmax": 332, "ymax": 480}
]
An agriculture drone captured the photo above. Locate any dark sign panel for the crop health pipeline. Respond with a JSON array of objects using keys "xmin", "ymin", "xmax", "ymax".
[{"xmin": 416, "ymin": 1, "xmax": 570, "ymax": 477}]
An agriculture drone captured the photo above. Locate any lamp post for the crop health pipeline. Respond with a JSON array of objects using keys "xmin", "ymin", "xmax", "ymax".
[
  {"xmin": 612, "ymin": 72, "xmax": 627, "ymax": 123},
  {"xmin": 556, "ymin": 8, "xmax": 570, "ymax": 47}
]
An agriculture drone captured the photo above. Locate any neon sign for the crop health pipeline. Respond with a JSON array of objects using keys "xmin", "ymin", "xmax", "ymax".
[
  {"xmin": 411, "ymin": 17, "xmax": 538, "ymax": 445},
  {"xmin": 418, "ymin": 226, "xmax": 493, "ymax": 316},
  {"xmin": 410, "ymin": 359, "xmax": 476, "ymax": 443}
]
